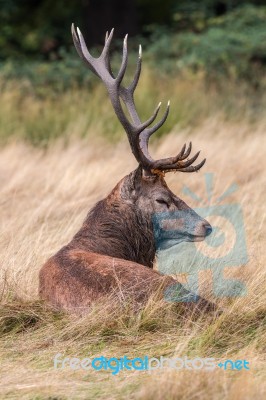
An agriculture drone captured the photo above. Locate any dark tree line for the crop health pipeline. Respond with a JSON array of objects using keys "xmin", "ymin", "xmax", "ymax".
[{"xmin": 0, "ymin": 0, "xmax": 264, "ymax": 59}]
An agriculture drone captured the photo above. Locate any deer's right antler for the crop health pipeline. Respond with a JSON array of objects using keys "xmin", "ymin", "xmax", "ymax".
[{"xmin": 72, "ymin": 25, "xmax": 206, "ymax": 176}]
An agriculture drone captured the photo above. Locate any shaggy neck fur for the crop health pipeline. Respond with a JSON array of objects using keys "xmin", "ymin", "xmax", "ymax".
[{"xmin": 69, "ymin": 169, "xmax": 156, "ymax": 268}]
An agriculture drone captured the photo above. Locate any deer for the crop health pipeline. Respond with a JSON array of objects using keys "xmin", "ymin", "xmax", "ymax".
[{"xmin": 39, "ymin": 25, "xmax": 215, "ymax": 314}]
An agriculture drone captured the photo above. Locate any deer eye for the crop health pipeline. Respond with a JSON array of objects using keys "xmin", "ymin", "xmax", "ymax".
[{"xmin": 156, "ymin": 198, "xmax": 170, "ymax": 208}]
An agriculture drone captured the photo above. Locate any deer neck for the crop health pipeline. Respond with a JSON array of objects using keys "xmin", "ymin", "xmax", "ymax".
[{"xmin": 70, "ymin": 178, "xmax": 155, "ymax": 268}]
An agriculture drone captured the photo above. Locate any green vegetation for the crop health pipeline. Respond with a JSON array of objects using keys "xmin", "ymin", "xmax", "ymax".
[
  {"xmin": 149, "ymin": 5, "xmax": 266, "ymax": 85},
  {"xmin": 1, "ymin": 5, "xmax": 266, "ymax": 87}
]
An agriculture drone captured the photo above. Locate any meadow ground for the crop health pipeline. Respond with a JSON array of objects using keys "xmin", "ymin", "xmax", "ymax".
[{"xmin": 0, "ymin": 73, "xmax": 265, "ymax": 399}]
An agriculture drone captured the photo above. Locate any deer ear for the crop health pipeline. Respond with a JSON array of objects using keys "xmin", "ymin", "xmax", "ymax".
[
  {"xmin": 120, "ymin": 167, "xmax": 141, "ymax": 201},
  {"xmin": 131, "ymin": 166, "xmax": 158, "ymax": 187},
  {"xmin": 142, "ymin": 168, "xmax": 158, "ymax": 182}
]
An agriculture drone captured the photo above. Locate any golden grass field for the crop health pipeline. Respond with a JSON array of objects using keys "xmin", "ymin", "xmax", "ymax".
[{"xmin": 0, "ymin": 112, "xmax": 265, "ymax": 399}]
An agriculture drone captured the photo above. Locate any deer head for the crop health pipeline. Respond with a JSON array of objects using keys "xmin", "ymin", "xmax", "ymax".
[{"xmin": 71, "ymin": 26, "xmax": 212, "ymax": 262}]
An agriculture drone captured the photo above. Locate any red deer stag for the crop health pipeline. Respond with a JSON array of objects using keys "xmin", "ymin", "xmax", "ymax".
[{"xmin": 39, "ymin": 26, "xmax": 214, "ymax": 313}]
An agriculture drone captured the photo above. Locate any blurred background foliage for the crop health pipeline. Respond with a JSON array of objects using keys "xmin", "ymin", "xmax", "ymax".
[
  {"xmin": 0, "ymin": 0, "xmax": 265, "ymax": 145},
  {"xmin": 1, "ymin": 0, "xmax": 265, "ymax": 86}
]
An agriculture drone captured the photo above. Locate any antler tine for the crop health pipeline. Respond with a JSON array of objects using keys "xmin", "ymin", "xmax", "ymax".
[
  {"xmin": 128, "ymin": 44, "xmax": 142, "ymax": 94},
  {"xmin": 101, "ymin": 28, "xmax": 114, "ymax": 74},
  {"xmin": 136, "ymin": 102, "xmax": 162, "ymax": 133},
  {"xmin": 71, "ymin": 23, "xmax": 86, "ymax": 62},
  {"xmin": 76, "ymin": 27, "xmax": 94, "ymax": 64},
  {"xmin": 179, "ymin": 141, "xmax": 192, "ymax": 160},
  {"xmin": 72, "ymin": 25, "xmax": 102, "ymax": 79},
  {"xmin": 174, "ymin": 143, "xmax": 186, "ymax": 160},
  {"xmin": 177, "ymin": 158, "xmax": 206, "ymax": 173},
  {"xmin": 116, "ymin": 35, "xmax": 129, "ymax": 85},
  {"xmin": 181, "ymin": 150, "xmax": 201, "ymax": 167},
  {"xmin": 119, "ymin": 44, "xmax": 142, "ymax": 126},
  {"xmin": 172, "ymin": 143, "xmax": 186, "ymax": 162},
  {"xmin": 141, "ymin": 101, "xmax": 170, "ymax": 140}
]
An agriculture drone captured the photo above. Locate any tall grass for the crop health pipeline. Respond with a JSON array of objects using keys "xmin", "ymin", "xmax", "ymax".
[{"xmin": 0, "ymin": 68, "xmax": 265, "ymax": 146}]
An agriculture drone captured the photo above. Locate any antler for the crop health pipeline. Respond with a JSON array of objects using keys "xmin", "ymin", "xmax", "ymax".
[{"xmin": 71, "ymin": 25, "xmax": 206, "ymax": 175}]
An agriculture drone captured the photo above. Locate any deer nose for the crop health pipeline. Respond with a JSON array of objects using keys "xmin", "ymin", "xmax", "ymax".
[{"xmin": 204, "ymin": 223, "xmax": 212, "ymax": 237}]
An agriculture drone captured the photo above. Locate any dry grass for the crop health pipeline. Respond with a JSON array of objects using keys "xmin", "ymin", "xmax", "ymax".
[{"xmin": 0, "ymin": 116, "xmax": 265, "ymax": 399}]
